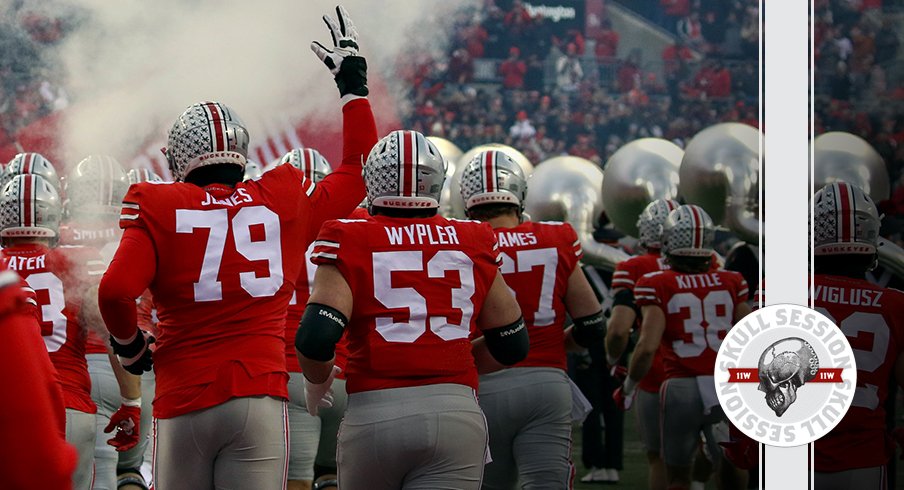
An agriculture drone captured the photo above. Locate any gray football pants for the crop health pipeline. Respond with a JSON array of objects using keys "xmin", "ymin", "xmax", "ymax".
[
  {"xmin": 152, "ymin": 395, "xmax": 288, "ymax": 490},
  {"xmin": 88, "ymin": 354, "xmax": 154, "ymax": 489},
  {"xmin": 815, "ymin": 466, "xmax": 886, "ymax": 490},
  {"xmin": 659, "ymin": 377, "xmax": 726, "ymax": 468},
  {"xmin": 478, "ymin": 367, "xmax": 574, "ymax": 490},
  {"xmin": 66, "ymin": 408, "xmax": 97, "ymax": 490},
  {"xmin": 286, "ymin": 372, "xmax": 348, "ymax": 481},
  {"xmin": 337, "ymin": 383, "xmax": 488, "ymax": 490}
]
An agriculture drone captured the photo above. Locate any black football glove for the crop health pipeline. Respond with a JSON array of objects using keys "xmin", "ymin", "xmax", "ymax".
[
  {"xmin": 311, "ymin": 5, "xmax": 368, "ymax": 98},
  {"xmin": 110, "ymin": 331, "xmax": 155, "ymax": 375}
]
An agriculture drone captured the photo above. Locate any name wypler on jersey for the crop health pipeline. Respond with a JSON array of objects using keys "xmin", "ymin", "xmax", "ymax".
[
  {"xmin": 715, "ymin": 304, "xmax": 857, "ymax": 447},
  {"xmin": 384, "ymin": 224, "xmax": 460, "ymax": 246}
]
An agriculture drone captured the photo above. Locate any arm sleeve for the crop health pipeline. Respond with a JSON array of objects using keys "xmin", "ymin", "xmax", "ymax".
[
  {"xmin": 307, "ymin": 98, "xmax": 378, "ymax": 237},
  {"xmin": 98, "ymin": 227, "xmax": 157, "ymax": 341}
]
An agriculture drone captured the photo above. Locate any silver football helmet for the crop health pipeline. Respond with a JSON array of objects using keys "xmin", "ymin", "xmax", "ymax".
[
  {"xmin": 127, "ymin": 168, "xmax": 163, "ymax": 185},
  {"xmin": 163, "ymin": 101, "xmax": 250, "ymax": 182},
  {"xmin": 813, "ymin": 182, "xmax": 880, "ymax": 256},
  {"xmin": 662, "ymin": 205, "xmax": 716, "ymax": 258},
  {"xmin": 363, "ymin": 130, "xmax": 446, "ymax": 209},
  {"xmin": 637, "ymin": 198, "xmax": 680, "ymax": 249},
  {"xmin": 0, "ymin": 174, "xmax": 62, "ymax": 244},
  {"xmin": 280, "ymin": 148, "xmax": 332, "ymax": 183},
  {"xmin": 64, "ymin": 155, "xmax": 130, "ymax": 220},
  {"xmin": 243, "ymin": 159, "xmax": 263, "ymax": 181},
  {"xmin": 3, "ymin": 152, "xmax": 61, "ymax": 192},
  {"xmin": 459, "ymin": 150, "xmax": 527, "ymax": 214}
]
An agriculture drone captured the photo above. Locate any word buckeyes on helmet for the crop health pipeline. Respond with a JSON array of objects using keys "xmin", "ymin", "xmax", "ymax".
[
  {"xmin": 163, "ymin": 101, "xmax": 250, "ymax": 182},
  {"xmin": 363, "ymin": 130, "xmax": 446, "ymax": 210},
  {"xmin": 459, "ymin": 150, "xmax": 527, "ymax": 216},
  {"xmin": 813, "ymin": 182, "xmax": 880, "ymax": 256},
  {"xmin": 0, "ymin": 174, "xmax": 62, "ymax": 246}
]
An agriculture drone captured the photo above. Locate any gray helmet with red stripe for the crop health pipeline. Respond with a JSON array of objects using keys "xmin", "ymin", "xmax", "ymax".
[
  {"xmin": 280, "ymin": 148, "xmax": 332, "ymax": 183},
  {"xmin": 813, "ymin": 182, "xmax": 879, "ymax": 255},
  {"xmin": 3, "ymin": 152, "xmax": 61, "ymax": 193},
  {"xmin": 363, "ymin": 130, "xmax": 446, "ymax": 209},
  {"xmin": 637, "ymin": 198, "xmax": 680, "ymax": 249},
  {"xmin": 243, "ymin": 159, "xmax": 263, "ymax": 181},
  {"xmin": 64, "ymin": 155, "xmax": 129, "ymax": 221},
  {"xmin": 164, "ymin": 101, "xmax": 250, "ymax": 182},
  {"xmin": 459, "ymin": 150, "xmax": 527, "ymax": 214},
  {"xmin": 0, "ymin": 174, "xmax": 62, "ymax": 243},
  {"xmin": 662, "ymin": 204, "xmax": 715, "ymax": 257},
  {"xmin": 127, "ymin": 168, "xmax": 163, "ymax": 184}
]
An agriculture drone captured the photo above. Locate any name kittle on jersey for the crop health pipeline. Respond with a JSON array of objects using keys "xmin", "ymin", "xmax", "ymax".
[
  {"xmin": 6, "ymin": 254, "xmax": 46, "ymax": 271},
  {"xmin": 385, "ymin": 224, "xmax": 460, "ymax": 246},
  {"xmin": 676, "ymin": 272, "xmax": 723, "ymax": 289}
]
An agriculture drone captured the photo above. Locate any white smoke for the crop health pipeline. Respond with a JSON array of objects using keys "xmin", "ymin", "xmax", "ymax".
[{"xmin": 47, "ymin": 0, "xmax": 473, "ymax": 169}]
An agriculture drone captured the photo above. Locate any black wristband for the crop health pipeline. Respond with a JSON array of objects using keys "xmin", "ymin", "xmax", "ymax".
[
  {"xmin": 483, "ymin": 317, "xmax": 529, "ymax": 366},
  {"xmin": 296, "ymin": 303, "xmax": 348, "ymax": 362},
  {"xmin": 572, "ymin": 310, "xmax": 605, "ymax": 348},
  {"xmin": 612, "ymin": 287, "xmax": 639, "ymax": 314},
  {"xmin": 109, "ymin": 332, "xmax": 146, "ymax": 358},
  {"xmin": 335, "ymin": 56, "xmax": 368, "ymax": 97}
]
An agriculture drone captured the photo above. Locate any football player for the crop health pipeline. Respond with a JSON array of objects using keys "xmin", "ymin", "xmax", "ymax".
[
  {"xmin": 63, "ymin": 155, "xmax": 150, "ymax": 490},
  {"xmin": 811, "ymin": 182, "xmax": 904, "ymax": 489},
  {"xmin": 2, "ymin": 152, "xmax": 62, "ymax": 191},
  {"xmin": 614, "ymin": 205, "xmax": 751, "ymax": 490},
  {"xmin": 277, "ymin": 147, "xmax": 347, "ymax": 490},
  {"xmin": 605, "ymin": 198, "xmax": 678, "ymax": 489},
  {"xmin": 0, "ymin": 174, "xmax": 137, "ymax": 490},
  {"xmin": 0, "ymin": 269, "xmax": 78, "ymax": 488},
  {"xmin": 296, "ymin": 130, "xmax": 528, "ymax": 490},
  {"xmin": 457, "ymin": 150, "xmax": 604, "ymax": 489},
  {"xmin": 97, "ymin": 5, "xmax": 376, "ymax": 489}
]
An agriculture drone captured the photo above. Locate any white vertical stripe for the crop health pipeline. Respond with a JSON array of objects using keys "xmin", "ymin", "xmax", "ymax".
[{"xmin": 764, "ymin": 0, "xmax": 810, "ymax": 485}]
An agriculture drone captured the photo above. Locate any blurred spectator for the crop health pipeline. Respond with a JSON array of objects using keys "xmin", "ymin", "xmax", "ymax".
[
  {"xmin": 569, "ymin": 133, "xmax": 602, "ymax": 165},
  {"xmin": 509, "ymin": 110, "xmax": 537, "ymax": 140},
  {"xmin": 556, "ymin": 43, "xmax": 584, "ymax": 93},
  {"xmin": 594, "ymin": 19, "xmax": 619, "ymax": 59},
  {"xmin": 499, "ymin": 46, "xmax": 527, "ymax": 89},
  {"xmin": 448, "ymin": 48, "xmax": 474, "ymax": 84},
  {"xmin": 677, "ymin": 11, "xmax": 704, "ymax": 49}
]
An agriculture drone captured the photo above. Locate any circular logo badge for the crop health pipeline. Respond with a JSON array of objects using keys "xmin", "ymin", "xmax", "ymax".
[{"xmin": 714, "ymin": 304, "xmax": 857, "ymax": 447}]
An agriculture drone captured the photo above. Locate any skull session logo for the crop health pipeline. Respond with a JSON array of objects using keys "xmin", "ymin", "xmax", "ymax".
[{"xmin": 715, "ymin": 304, "xmax": 857, "ymax": 447}]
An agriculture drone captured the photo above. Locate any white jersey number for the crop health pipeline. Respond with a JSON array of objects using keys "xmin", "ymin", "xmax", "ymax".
[
  {"xmin": 668, "ymin": 290, "xmax": 734, "ymax": 358},
  {"xmin": 176, "ymin": 206, "xmax": 283, "ymax": 302},
  {"xmin": 26, "ymin": 272, "xmax": 68, "ymax": 353},
  {"xmin": 499, "ymin": 248, "xmax": 558, "ymax": 326},
  {"xmin": 373, "ymin": 250, "xmax": 475, "ymax": 343},
  {"xmin": 816, "ymin": 308, "xmax": 888, "ymax": 410}
]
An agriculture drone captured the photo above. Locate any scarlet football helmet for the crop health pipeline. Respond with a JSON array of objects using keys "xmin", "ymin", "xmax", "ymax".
[
  {"xmin": 459, "ymin": 150, "xmax": 527, "ymax": 214},
  {"xmin": 637, "ymin": 198, "xmax": 680, "ymax": 249},
  {"xmin": 280, "ymin": 148, "xmax": 332, "ymax": 183},
  {"xmin": 363, "ymin": 130, "xmax": 445, "ymax": 209},
  {"xmin": 813, "ymin": 181, "xmax": 880, "ymax": 255},
  {"xmin": 163, "ymin": 101, "xmax": 250, "ymax": 182},
  {"xmin": 662, "ymin": 205, "xmax": 715, "ymax": 257},
  {"xmin": 0, "ymin": 174, "xmax": 62, "ymax": 245}
]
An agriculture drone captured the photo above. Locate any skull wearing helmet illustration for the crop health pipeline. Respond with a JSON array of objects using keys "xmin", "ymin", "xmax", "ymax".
[{"xmin": 757, "ymin": 338, "xmax": 819, "ymax": 417}]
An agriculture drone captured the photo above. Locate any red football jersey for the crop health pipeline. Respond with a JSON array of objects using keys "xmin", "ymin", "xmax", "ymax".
[
  {"xmin": 812, "ymin": 274, "xmax": 904, "ymax": 471},
  {"xmin": 635, "ymin": 269, "xmax": 748, "ymax": 379},
  {"xmin": 115, "ymin": 161, "xmax": 365, "ymax": 418},
  {"xmin": 613, "ymin": 252, "xmax": 669, "ymax": 392},
  {"xmin": 311, "ymin": 215, "xmax": 501, "ymax": 394},
  {"xmin": 1, "ymin": 244, "xmax": 102, "ymax": 413},
  {"xmin": 494, "ymin": 221, "xmax": 581, "ymax": 370}
]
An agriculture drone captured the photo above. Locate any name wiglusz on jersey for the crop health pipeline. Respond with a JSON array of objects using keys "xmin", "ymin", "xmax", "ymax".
[
  {"xmin": 813, "ymin": 285, "xmax": 882, "ymax": 307},
  {"xmin": 384, "ymin": 224, "xmax": 460, "ymax": 245}
]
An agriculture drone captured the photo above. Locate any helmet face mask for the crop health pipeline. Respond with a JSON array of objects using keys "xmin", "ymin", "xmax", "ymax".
[
  {"xmin": 813, "ymin": 182, "xmax": 880, "ymax": 256},
  {"xmin": 459, "ymin": 150, "xmax": 528, "ymax": 215},
  {"xmin": 165, "ymin": 101, "xmax": 249, "ymax": 182},
  {"xmin": 0, "ymin": 174, "xmax": 62, "ymax": 246},
  {"xmin": 363, "ymin": 130, "xmax": 446, "ymax": 210},
  {"xmin": 280, "ymin": 148, "xmax": 332, "ymax": 183},
  {"xmin": 636, "ymin": 198, "xmax": 680, "ymax": 250},
  {"xmin": 662, "ymin": 204, "xmax": 716, "ymax": 259}
]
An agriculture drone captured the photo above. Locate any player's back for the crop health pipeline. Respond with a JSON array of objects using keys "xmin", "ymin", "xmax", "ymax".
[
  {"xmin": 495, "ymin": 220, "xmax": 581, "ymax": 370},
  {"xmin": 119, "ymin": 164, "xmax": 315, "ymax": 413},
  {"xmin": 636, "ymin": 268, "xmax": 748, "ymax": 378},
  {"xmin": 311, "ymin": 214, "xmax": 501, "ymax": 394},
  {"xmin": 812, "ymin": 274, "xmax": 904, "ymax": 471},
  {"xmin": 0, "ymin": 244, "xmax": 97, "ymax": 413}
]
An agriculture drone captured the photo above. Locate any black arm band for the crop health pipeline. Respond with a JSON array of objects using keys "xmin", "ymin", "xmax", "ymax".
[
  {"xmin": 335, "ymin": 56, "xmax": 369, "ymax": 97},
  {"xmin": 572, "ymin": 310, "xmax": 605, "ymax": 348},
  {"xmin": 483, "ymin": 317, "xmax": 529, "ymax": 366},
  {"xmin": 612, "ymin": 288, "xmax": 639, "ymax": 314},
  {"xmin": 295, "ymin": 303, "xmax": 348, "ymax": 362}
]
